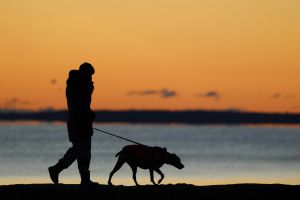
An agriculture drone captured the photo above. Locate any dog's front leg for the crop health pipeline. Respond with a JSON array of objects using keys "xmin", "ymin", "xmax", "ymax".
[
  {"xmin": 155, "ymin": 168, "xmax": 164, "ymax": 184},
  {"xmin": 129, "ymin": 164, "xmax": 139, "ymax": 186},
  {"xmin": 149, "ymin": 169, "xmax": 157, "ymax": 185}
]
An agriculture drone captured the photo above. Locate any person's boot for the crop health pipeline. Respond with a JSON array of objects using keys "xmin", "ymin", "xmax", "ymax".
[
  {"xmin": 80, "ymin": 170, "xmax": 99, "ymax": 186},
  {"xmin": 48, "ymin": 165, "xmax": 63, "ymax": 184}
]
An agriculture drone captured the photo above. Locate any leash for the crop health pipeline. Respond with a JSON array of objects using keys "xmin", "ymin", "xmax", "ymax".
[{"xmin": 93, "ymin": 127, "xmax": 147, "ymax": 146}]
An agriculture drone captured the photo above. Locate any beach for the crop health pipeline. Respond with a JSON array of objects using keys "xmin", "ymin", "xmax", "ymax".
[{"xmin": 0, "ymin": 183, "xmax": 299, "ymax": 200}]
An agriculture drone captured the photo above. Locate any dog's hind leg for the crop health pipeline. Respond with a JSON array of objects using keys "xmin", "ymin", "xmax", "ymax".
[
  {"xmin": 108, "ymin": 156, "xmax": 125, "ymax": 185},
  {"xmin": 154, "ymin": 168, "xmax": 164, "ymax": 184}
]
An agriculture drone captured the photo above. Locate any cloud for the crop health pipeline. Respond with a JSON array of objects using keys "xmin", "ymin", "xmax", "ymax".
[
  {"xmin": 127, "ymin": 88, "xmax": 177, "ymax": 98},
  {"xmin": 1, "ymin": 97, "xmax": 30, "ymax": 109},
  {"xmin": 270, "ymin": 93, "xmax": 280, "ymax": 99},
  {"xmin": 160, "ymin": 89, "xmax": 177, "ymax": 98},
  {"xmin": 127, "ymin": 90, "xmax": 157, "ymax": 96},
  {"xmin": 270, "ymin": 93, "xmax": 295, "ymax": 99},
  {"xmin": 50, "ymin": 79, "xmax": 57, "ymax": 85},
  {"xmin": 284, "ymin": 94, "xmax": 295, "ymax": 99},
  {"xmin": 196, "ymin": 91, "xmax": 221, "ymax": 100}
]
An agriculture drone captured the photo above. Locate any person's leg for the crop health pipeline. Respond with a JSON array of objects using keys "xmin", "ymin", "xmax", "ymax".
[
  {"xmin": 49, "ymin": 145, "xmax": 77, "ymax": 184},
  {"xmin": 75, "ymin": 138, "xmax": 98, "ymax": 185},
  {"xmin": 75, "ymin": 139, "xmax": 91, "ymax": 172}
]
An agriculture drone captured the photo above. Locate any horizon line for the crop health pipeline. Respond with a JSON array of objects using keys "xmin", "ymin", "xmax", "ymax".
[{"xmin": 0, "ymin": 108, "xmax": 299, "ymax": 115}]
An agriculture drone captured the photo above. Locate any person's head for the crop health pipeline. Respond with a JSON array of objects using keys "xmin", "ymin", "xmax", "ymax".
[{"xmin": 79, "ymin": 62, "xmax": 95, "ymax": 76}]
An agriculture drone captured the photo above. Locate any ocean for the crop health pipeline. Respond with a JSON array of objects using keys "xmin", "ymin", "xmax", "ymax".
[{"xmin": 0, "ymin": 121, "xmax": 299, "ymax": 186}]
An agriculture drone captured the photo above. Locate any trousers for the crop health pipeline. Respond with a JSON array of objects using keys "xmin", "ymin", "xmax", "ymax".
[{"xmin": 57, "ymin": 138, "xmax": 91, "ymax": 172}]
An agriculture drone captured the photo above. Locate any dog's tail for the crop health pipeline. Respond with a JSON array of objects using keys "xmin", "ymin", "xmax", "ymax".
[{"xmin": 115, "ymin": 150, "xmax": 123, "ymax": 157}]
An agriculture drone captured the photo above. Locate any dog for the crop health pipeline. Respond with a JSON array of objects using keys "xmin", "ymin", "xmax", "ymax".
[{"xmin": 108, "ymin": 144, "xmax": 184, "ymax": 185}]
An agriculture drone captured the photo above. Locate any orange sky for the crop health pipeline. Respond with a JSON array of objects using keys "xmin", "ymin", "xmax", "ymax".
[{"xmin": 0, "ymin": 0, "xmax": 299, "ymax": 113}]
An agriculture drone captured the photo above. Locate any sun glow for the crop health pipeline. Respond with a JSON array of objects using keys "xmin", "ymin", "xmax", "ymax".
[{"xmin": 0, "ymin": 0, "xmax": 299, "ymax": 113}]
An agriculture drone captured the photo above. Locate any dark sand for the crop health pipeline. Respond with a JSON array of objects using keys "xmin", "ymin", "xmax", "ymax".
[{"xmin": 0, "ymin": 184, "xmax": 299, "ymax": 200}]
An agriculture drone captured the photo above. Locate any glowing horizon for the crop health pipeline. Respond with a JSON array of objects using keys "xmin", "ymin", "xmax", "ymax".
[
  {"xmin": 1, "ymin": 176, "xmax": 299, "ymax": 186},
  {"xmin": 1, "ymin": 1, "xmax": 299, "ymax": 113}
]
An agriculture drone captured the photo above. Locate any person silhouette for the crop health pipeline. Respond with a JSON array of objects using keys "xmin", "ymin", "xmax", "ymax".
[{"xmin": 48, "ymin": 62, "xmax": 98, "ymax": 185}]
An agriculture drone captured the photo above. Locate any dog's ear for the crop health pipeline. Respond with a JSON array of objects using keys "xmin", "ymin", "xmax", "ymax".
[{"xmin": 163, "ymin": 147, "xmax": 167, "ymax": 152}]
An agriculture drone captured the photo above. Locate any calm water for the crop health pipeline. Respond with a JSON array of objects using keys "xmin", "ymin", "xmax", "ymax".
[{"xmin": 0, "ymin": 121, "xmax": 300, "ymax": 185}]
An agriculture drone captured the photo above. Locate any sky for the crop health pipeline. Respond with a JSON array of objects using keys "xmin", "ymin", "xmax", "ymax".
[{"xmin": 0, "ymin": 0, "xmax": 299, "ymax": 113}]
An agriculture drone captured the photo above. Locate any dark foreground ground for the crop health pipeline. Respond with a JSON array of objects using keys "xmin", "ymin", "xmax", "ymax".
[
  {"xmin": 0, "ymin": 184, "xmax": 300, "ymax": 200},
  {"xmin": 0, "ymin": 184, "xmax": 299, "ymax": 200}
]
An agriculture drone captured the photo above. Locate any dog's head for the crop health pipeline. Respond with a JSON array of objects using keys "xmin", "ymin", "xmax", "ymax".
[{"xmin": 165, "ymin": 150, "xmax": 184, "ymax": 169}]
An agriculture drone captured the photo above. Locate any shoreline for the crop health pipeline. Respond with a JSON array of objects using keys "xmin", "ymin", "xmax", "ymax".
[
  {"xmin": 1, "ymin": 110, "xmax": 300, "ymax": 124},
  {"xmin": 1, "ymin": 183, "xmax": 299, "ymax": 200}
]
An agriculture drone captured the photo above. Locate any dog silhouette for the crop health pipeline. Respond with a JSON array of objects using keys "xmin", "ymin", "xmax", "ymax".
[{"xmin": 108, "ymin": 145, "xmax": 184, "ymax": 185}]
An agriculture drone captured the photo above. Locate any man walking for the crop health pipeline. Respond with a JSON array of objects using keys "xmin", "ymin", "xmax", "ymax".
[{"xmin": 48, "ymin": 62, "xmax": 98, "ymax": 185}]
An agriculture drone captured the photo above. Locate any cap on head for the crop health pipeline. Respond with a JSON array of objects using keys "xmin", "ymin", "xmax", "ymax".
[{"xmin": 79, "ymin": 62, "xmax": 95, "ymax": 75}]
